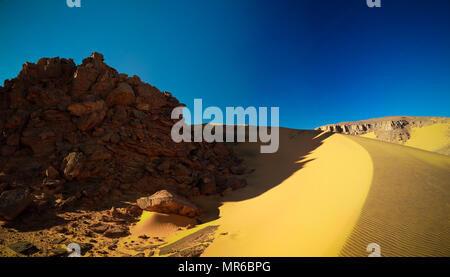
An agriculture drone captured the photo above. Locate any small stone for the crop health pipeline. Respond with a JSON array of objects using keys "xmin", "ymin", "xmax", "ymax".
[
  {"xmin": 8, "ymin": 241, "xmax": 39, "ymax": 255},
  {"xmin": 103, "ymin": 225, "xmax": 129, "ymax": 238},
  {"xmin": 49, "ymin": 248, "xmax": 68, "ymax": 257},
  {"xmin": 61, "ymin": 152, "xmax": 85, "ymax": 180},
  {"xmin": 89, "ymin": 223, "xmax": 109, "ymax": 234},
  {"xmin": 45, "ymin": 166, "xmax": 59, "ymax": 179}
]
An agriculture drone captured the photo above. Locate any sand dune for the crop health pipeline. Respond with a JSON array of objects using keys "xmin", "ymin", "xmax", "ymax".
[
  {"xmin": 404, "ymin": 123, "xmax": 450, "ymax": 155},
  {"xmin": 340, "ymin": 136, "xmax": 450, "ymax": 257},
  {"xmin": 199, "ymin": 128, "xmax": 449, "ymax": 256},
  {"xmin": 131, "ymin": 212, "xmax": 196, "ymax": 238},
  {"xmin": 137, "ymin": 127, "xmax": 449, "ymax": 257},
  {"xmin": 361, "ymin": 122, "xmax": 449, "ymax": 155},
  {"xmin": 202, "ymin": 129, "xmax": 374, "ymax": 256}
]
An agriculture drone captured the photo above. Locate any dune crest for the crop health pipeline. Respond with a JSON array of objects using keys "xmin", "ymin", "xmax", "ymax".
[{"xmin": 202, "ymin": 129, "xmax": 373, "ymax": 256}]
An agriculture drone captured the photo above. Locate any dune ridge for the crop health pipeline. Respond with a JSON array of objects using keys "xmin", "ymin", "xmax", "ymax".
[{"xmin": 201, "ymin": 129, "xmax": 373, "ymax": 256}]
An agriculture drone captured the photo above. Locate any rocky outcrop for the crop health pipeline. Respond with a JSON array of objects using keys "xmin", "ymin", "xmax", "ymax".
[
  {"xmin": 316, "ymin": 116, "xmax": 448, "ymax": 144},
  {"xmin": 137, "ymin": 190, "xmax": 199, "ymax": 217},
  {"xmin": 0, "ymin": 52, "xmax": 246, "ymax": 217},
  {"xmin": 0, "ymin": 188, "xmax": 32, "ymax": 220}
]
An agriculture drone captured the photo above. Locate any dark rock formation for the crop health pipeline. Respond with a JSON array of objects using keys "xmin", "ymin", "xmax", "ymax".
[{"xmin": 0, "ymin": 52, "xmax": 246, "ymax": 217}]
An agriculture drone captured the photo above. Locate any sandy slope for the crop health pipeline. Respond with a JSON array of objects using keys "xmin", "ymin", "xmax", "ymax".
[
  {"xmin": 200, "ymin": 128, "xmax": 449, "ymax": 256},
  {"xmin": 340, "ymin": 136, "xmax": 450, "ymax": 257},
  {"xmin": 202, "ymin": 129, "xmax": 374, "ymax": 256},
  {"xmin": 136, "ymin": 127, "xmax": 449, "ymax": 257},
  {"xmin": 361, "ymin": 122, "xmax": 449, "ymax": 155},
  {"xmin": 404, "ymin": 123, "xmax": 450, "ymax": 155}
]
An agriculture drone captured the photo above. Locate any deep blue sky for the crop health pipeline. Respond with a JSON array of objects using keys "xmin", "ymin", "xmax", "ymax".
[{"xmin": 1, "ymin": 0, "xmax": 449, "ymax": 129}]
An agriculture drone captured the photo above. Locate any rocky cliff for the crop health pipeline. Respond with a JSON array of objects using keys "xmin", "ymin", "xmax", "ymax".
[
  {"xmin": 316, "ymin": 116, "xmax": 449, "ymax": 146},
  {"xmin": 0, "ymin": 53, "xmax": 246, "ymax": 219}
]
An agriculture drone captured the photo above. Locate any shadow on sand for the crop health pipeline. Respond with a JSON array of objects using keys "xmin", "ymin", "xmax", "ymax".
[
  {"xmin": 196, "ymin": 128, "xmax": 333, "ymax": 222},
  {"xmin": 2, "ymin": 128, "xmax": 332, "ymax": 234}
]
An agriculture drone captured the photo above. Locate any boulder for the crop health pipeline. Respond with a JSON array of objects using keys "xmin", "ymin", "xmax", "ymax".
[
  {"xmin": 106, "ymin": 82, "xmax": 135, "ymax": 107},
  {"xmin": 0, "ymin": 189, "xmax": 32, "ymax": 220},
  {"xmin": 68, "ymin": 100, "xmax": 105, "ymax": 116},
  {"xmin": 226, "ymin": 177, "xmax": 248, "ymax": 190},
  {"xmin": 137, "ymin": 190, "xmax": 199, "ymax": 217},
  {"xmin": 45, "ymin": 166, "xmax": 59, "ymax": 179},
  {"xmin": 199, "ymin": 175, "xmax": 216, "ymax": 195},
  {"xmin": 103, "ymin": 225, "xmax": 129, "ymax": 238},
  {"xmin": 61, "ymin": 152, "xmax": 85, "ymax": 180}
]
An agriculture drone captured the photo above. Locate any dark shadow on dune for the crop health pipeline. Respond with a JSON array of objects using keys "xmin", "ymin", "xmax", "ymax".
[{"xmin": 197, "ymin": 128, "xmax": 333, "ymax": 223}]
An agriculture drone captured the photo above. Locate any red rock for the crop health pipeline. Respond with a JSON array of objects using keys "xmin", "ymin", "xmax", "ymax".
[
  {"xmin": 103, "ymin": 225, "xmax": 129, "ymax": 238},
  {"xmin": 200, "ymin": 174, "xmax": 216, "ymax": 195},
  {"xmin": 45, "ymin": 166, "xmax": 59, "ymax": 179},
  {"xmin": 230, "ymin": 165, "xmax": 246, "ymax": 175},
  {"xmin": 89, "ymin": 223, "xmax": 109, "ymax": 234},
  {"xmin": 75, "ymin": 109, "xmax": 106, "ymax": 131},
  {"xmin": 136, "ymin": 190, "xmax": 199, "ymax": 217},
  {"xmin": 68, "ymin": 100, "xmax": 105, "ymax": 116},
  {"xmin": 106, "ymin": 82, "xmax": 135, "ymax": 107},
  {"xmin": 0, "ymin": 189, "xmax": 32, "ymax": 220},
  {"xmin": 1, "ymin": 145, "xmax": 16, "ymax": 156},
  {"xmin": 0, "ymin": 52, "xmax": 247, "ymax": 214},
  {"xmin": 61, "ymin": 152, "xmax": 85, "ymax": 180},
  {"xmin": 226, "ymin": 177, "xmax": 248, "ymax": 190},
  {"xmin": 6, "ymin": 133, "xmax": 20, "ymax": 146},
  {"xmin": 135, "ymin": 84, "xmax": 166, "ymax": 109}
]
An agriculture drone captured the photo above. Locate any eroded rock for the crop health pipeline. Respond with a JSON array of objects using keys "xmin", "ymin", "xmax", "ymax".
[
  {"xmin": 61, "ymin": 152, "xmax": 85, "ymax": 180},
  {"xmin": 0, "ymin": 189, "xmax": 32, "ymax": 220},
  {"xmin": 137, "ymin": 190, "xmax": 199, "ymax": 217}
]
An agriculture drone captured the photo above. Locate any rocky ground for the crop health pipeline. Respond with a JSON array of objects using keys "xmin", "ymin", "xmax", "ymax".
[{"xmin": 0, "ymin": 53, "xmax": 248, "ymax": 257}]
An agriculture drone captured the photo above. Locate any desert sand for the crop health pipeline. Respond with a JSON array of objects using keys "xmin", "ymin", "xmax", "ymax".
[
  {"xmin": 201, "ymin": 129, "xmax": 373, "ymax": 256},
  {"xmin": 340, "ymin": 135, "xmax": 450, "ymax": 256},
  {"xmin": 145, "ymin": 127, "xmax": 449, "ymax": 257},
  {"xmin": 361, "ymin": 122, "xmax": 449, "ymax": 155},
  {"xmin": 404, "ymin": 123, "xmax": 449, "ymax": 155}
]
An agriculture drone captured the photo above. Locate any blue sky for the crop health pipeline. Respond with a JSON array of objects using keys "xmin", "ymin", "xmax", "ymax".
[{"xmin": 0, "ymin": 0, "xmax": 449, "ymax": 129}]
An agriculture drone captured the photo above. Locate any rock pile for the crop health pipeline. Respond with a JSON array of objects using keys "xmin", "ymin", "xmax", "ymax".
[{"xmin": 0, "ymin": 52, "xmax": 247, "ymax": 220}]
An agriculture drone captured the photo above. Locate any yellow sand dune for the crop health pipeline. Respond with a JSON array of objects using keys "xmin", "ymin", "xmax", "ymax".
[
  {"xmin": 404, "ymin": 123, "xmax": 450, "ymax": 155},
  {"xmin": 340, "ymin": 136, "xmax": 450, "ymax": 256},
  {"xmin": 139, "ymin": 127, "xmax": 449, "ymax": 257},
  {"xmin": 201, "ymin": 128, "xmax": 449, "ymax": 256},
  {"xmin": 202, "ymin": 129, "xmax": 374, "ymax": 256},
  {"xmin": 361, "ymin": 122, "xmax": 450, "ymax": 155}
]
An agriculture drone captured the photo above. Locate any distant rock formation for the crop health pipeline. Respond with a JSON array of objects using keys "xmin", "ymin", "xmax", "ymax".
[
  {"xmin": 0, "ymin": 52, "xmax": 246, "ymax": 219},
  {"xmin": 316, "ymin": 116, "xmax": 449, "ymax": 152}
]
